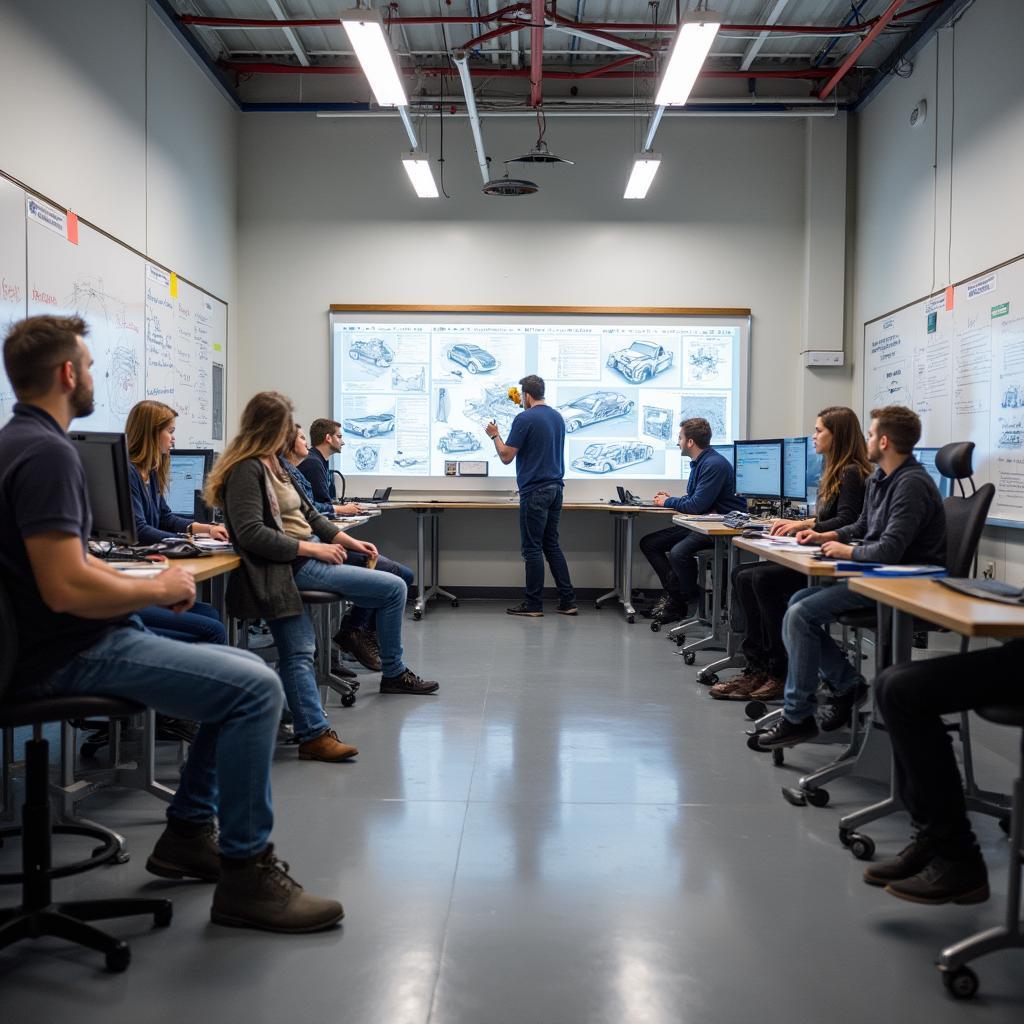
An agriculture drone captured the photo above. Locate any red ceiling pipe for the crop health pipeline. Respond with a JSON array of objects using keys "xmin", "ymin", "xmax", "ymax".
[
  {"xmin": 817, "ymin": 0, "xmax": 908, "ymax": 99},
  {"xmin": 181, "ymin": 8, "xmax": 530, "ymax": 29},
  {"xmin": 530, "ymin": 0, "xmax": 544, "ymax": 107},
  {"xmin": 460, "ymin": 22, "xmax": 522, "ymax": 51}
]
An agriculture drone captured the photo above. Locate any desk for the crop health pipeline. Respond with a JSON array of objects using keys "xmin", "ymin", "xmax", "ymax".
[
  {"xmin": 732, "ymin": 536, "xmax": 864, "ymax": 579},
  {"xmin": 385, "ymin": 500, "xmax": 676, "ymax": 622}
]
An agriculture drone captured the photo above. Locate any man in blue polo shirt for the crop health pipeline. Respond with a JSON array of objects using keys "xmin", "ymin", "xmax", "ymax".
[
  {"xmin": 640, "ymin": 417, "xmax": 746, "ymax": 625},
  {"xmin": 486, "ymin": 374, "xmax": 576, "ymax": 617}
]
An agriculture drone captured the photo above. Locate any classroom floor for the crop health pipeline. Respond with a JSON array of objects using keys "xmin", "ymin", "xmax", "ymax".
[{"xmin": 1, "ymin": 601, "xmax": 1021, "ymax": 1022}]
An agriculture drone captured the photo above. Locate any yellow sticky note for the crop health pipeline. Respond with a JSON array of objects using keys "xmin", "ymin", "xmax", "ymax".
[
  {"xmin": 213, "ymin": 343, "xmax": 222, "ymax": 352},
  {"xmin": 170, "ymin": 272, "xmax": 179, "ymax": 298}
]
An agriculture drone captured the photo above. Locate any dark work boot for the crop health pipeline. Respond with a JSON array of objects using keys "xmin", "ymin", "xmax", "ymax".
[
  {"xmin": 146, "ymin": 819, "xmax": 221, "ymax": 882},
  {"xmin": 335, "ymin": 626, "xmax": 382, "ymax": 672},
  {"xmin": 753, "ymin": 716, "xmax": 819, "ymax": 751},
  {"xmin": 885, "ymin": 850, "xmax": 990, "ymax": 905},
  {"xmin": 819, "ymin": 680, "xmax": 869, "ymax": 732},
  {"xmin": 863, "ymin": 833, "xmax": 936, "ymax": 887}
]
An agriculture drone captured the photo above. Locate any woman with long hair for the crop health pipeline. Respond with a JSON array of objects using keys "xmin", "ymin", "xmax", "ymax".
[
  {"xmin": 207, "ymin": 392, "xmax": 439, "ymax": 763},
  {"xmin": 712, "ymin": 406, "xmax": 872, "ymax": 702}
]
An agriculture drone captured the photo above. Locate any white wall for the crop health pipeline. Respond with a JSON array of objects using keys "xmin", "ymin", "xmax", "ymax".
[
  {"xmin": 238, "ymin": 111, "xmax": 848, "ymax": 587},
  {"xmin": 0, "ymin": 0, "xmax": 239, "ymax": 400}
]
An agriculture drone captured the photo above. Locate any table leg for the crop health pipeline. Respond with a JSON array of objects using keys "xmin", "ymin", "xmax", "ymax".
[
  {"xmin": 622, "ymin": 515, "xmax": 636, "ymax": 623},
  {"xmin": 596, "ymin": 515, "xmax": 622, "ymax": 609},
  {"xmin": 414, "ymin": 510, "xmax": 426, "ymax": 619},
  {"xmin": 698, "ymin": 540, "xmax": 750, "ymax": 683}
]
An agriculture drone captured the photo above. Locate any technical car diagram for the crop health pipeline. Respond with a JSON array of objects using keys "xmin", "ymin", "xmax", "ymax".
[
  {"xmin": 606, "ymin": 341, "xmax": 673, "ymax": 383},
  {"xmin": 354, "ymin": 445, "xmax": 379, "ymax": 471},
  {"xmin": 464, "ymin": 382, "xmax": 520, "ymax": 433},
  {"xmin": 642, "ymin": 406, "xmax": 673, "ymax": 441},
  {"xmin": 558, "ymin": 391, "xmax": 635, "ymax": 432},
  {"xmin": 392, "ymin": 367, "xmax": 425, "ymax": 392},
  {"xmin": 679, "ymin": 395, "xmax": 727, "ymax": 439},
  {"xmin": 438, "ymin": 429, "xmax": 482, "ymax": 454},
  {"xmin": 394, "ymin": 453, "xmax": 427, "ymax": 469},
  {"xmin": 348, "ymin": 337, "xmax": 394, "ymax": 368},
  {"xmin": 687, "ymin": 345, "xmax": 723, "ymax": 382},
  {"xmin": 447, "ymin": 343, "xmax": 500, "ymax": 374},
  {"xmin": 998, "ymin": 424, "xmax": 1023, "ymax": 449},
  {"xmin": 572, "ymin": 442, "xmax": 654, "ymax": 474},
  {"xmin": 342, "ymin": 413, "xmax": 395, "ymax": 438},
  {"xmin": 1002, "ymin": 384, "xmax": 1024, "ymax": 409}
]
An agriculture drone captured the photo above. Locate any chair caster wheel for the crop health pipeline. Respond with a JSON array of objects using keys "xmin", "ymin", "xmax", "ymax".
[
  {"xmin": 341, "ymin": 693, "xmax": 356, "ymax": 708},
  {"xmin": 413, "ymin": 611, "xmax": 422, "ymax": 621},
  {"xmin": 682, "ymin": 652, "xmax": 696, "ymax": 665},
  {"xmin": 697, "ymin": 672, "xmax": 718, "ymax": 687},
  {"xmin": 106, "ymin": 944, "xmax": 131, "ymax": 973},
  {"xmin": 348, "ymin": 680, "xmax": 360, "ymax": 692},
  {"xmin": 451, "ymin": 600, "xmax": 459, "ymax": 608},
  {"xmin": 594, "ymin": 601, "xmax": 601, "ymax": 610},
  {"xmin": 999, "ymin": 816, "xmax": 1011, "ymax": 835},
  {"xmin": 781, "ymin": 786, "xmax": 807, "ymax": 807},
  {"xmin": 650, "ymin": 621, "xmax": 661, "ymax": 633},
  {"xmin": 848, "ymin": 833, "xmax": 876, "ymax": 860},
  {"xmin": 673, "ymin": 634, "xmax": 686, "ymax": 646},
  {"xmin": 745, "ymin": 700, "xmax": 767, "ymax": 720},
  {"xmin": 941, "ymin": 966, "xmax": 979, "ymax": 1000},
  {"xmin": 805, "ymin": 787, "xmax": 830, "ymax": 808},
  {"xmin": 626, "ymin": 614, "xmax": 635, "ymax": 624},
  {"xmin": 746, "ymin": 734, "xmax": 762, "ymax": 751},
  {"xmin": 154, "ymin": 902, "xmax": 173, "ymax": 927},
  {"xmin": 772, "ymin": 748, "xmax": 785, "ymax": 766},
  {"xmin": 838, "ymin": 828, "xmax": 853, "ymax": 847}
]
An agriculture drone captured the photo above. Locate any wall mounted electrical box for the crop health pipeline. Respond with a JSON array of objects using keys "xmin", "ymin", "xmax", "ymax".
[{"xmin": 803, "ymin": 350, "xmax": 845, "ymax": 368}]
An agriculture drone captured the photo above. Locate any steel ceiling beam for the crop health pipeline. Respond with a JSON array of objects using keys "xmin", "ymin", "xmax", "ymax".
[
  {"xmin": 740, "ymin": 0, "xmax": 791, "ymax": 71},
  {"xmin": 817, "ymin": 0, "xmax": 908, "ymax": 100},
  {"xmin": 530, "ymin": 0, "xmax": 544, "ymax": 107},
  {"xmin": 265, "ymin": 0, "xmax": 309, "ymax": 66}
]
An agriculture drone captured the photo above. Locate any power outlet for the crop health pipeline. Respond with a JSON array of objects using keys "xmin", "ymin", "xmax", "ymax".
[{"xmin": 982, "ymin": 561, "xmax": 996, "ymax": 580}]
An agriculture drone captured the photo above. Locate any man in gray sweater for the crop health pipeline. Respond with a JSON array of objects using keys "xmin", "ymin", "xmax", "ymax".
[{"xmin": 754, "ymin": 406, "xmax": 946, "ymax": 751}]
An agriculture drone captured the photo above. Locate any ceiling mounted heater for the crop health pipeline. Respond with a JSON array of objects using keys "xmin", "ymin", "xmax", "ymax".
[
  {"xmin": 506, "ymin": 112, "xmax": 574, "ymax": 167},
  {"xmin": 481, "ymin": 176, "xmax": 539, "ymax": 197}
]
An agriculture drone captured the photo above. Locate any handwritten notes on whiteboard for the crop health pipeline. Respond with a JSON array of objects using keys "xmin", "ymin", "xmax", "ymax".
[{"xmin": 0, "ymin": 177, "xmax": 26, "ymax": 425}]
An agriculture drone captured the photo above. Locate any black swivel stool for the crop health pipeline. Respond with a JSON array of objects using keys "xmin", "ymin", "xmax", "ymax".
[
  {"xmin": 937, "ymin": 702, "xmax": 1024, "ymax": 1000},
  {"xmin": 300, "ymin": 591, "xmax": 357, "ymax": 708}
]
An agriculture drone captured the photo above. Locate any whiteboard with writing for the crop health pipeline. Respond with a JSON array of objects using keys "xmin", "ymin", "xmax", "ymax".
[
  {"xmin": 0, "ymin": 181, "xmax": 227, "ymax": 448},
  {"xmin": 863, "ymin": 254, "xmax": 1024, "ymax": 527}
]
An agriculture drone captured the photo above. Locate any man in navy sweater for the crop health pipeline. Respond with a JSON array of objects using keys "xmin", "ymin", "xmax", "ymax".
[{"xmin": 640, "ymin": 417, "xmax": 746, "ymax": 624}]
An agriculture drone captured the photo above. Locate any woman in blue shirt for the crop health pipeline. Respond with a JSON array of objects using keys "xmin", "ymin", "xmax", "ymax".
[{"xmin": 125, "ymin": 400, "xmax": 228, "ymax": 645}]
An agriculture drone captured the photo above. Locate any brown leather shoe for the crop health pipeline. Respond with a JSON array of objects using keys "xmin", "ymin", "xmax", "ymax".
[
  {"xmin": 298, "ymin": 728, "xmax": 359, "ymax": 762},
  {"xmin": 748, "ymin": 677, "xmax": 785, "ymax": 700},
  {"xmin": 709, "ymin": 671, "xmax": 767, "ymax": 701},
  {"xmin": 336, "ymin": 627, "xmax": 382, "ymax": 672}
]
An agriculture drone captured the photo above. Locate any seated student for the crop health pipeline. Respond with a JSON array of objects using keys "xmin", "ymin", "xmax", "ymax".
[
  {"xmin": 0, "ymin": 315, "xmax": 342, "ymax": 932},
  {"xmin": 640, "ymin": 417, "xmax": 746, "ymax": 625},
  {"xmin": 125, "ymin": 399, "xmax": 228, "ymax": 646},
  {"xmin": 282, "ymin": 423, "xmax": 414, "ymax": 672},
  {"xmin": 859, "ymin": 644, "xmax": 1024, "ymax": 905},
  {"xmin": 711, "ymin": 407, "xmax": 870, "ymax": 702},
  {"xmin": 297, "ymin": 417, "xmax": 361, "ymax": 513},
  {"xmin": 207, "ymin": 392, "xmax": 438, "ymax": 761},
  {"xmin": 753, "ymin": 406, "xmax": 946, "ymax": 751}
]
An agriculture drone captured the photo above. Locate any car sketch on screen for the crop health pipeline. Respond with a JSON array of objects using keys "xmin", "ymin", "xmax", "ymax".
[
  {"xmin": 438, "ymin": 429, "xmax": 482, "ymax": 454},
  {"xmin": 394, "ymin": 454, "xmax": 426, "ymax": 468},
  {"xmin": 558, "ymin": 391, "xmax": 635, "ymax": 432},
  {"xmin": 392, "ymin": 367, "xmax": 425, "ymax": 392},
  {"xmin": 342, "ymin": 413, "xmax": 395, "ymax": 438},
  {"xmin": 447, "ymin": 343, "xmax": 500, "ymax": 374},
  {"xmin": 349, "ymin": 338, "xmax": 394, "ymax": 368},
  {"xmin": 464, "ymin": 382, "xmax": 519, "ymax": 433},
  {"xmin": 572, "ymin": 442, "xmax": 654, "ymax": 474},
  {"xmin": 606, "ymin": 342, "xmax": 673, "ymax": 383}
]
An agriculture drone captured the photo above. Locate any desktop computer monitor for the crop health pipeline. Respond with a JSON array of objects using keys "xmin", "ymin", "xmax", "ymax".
[
  {"xmin": 168, "ymin": 449, "xmax": 215, "ymax": 517},
  {"xmin": 734, "ymin": 439, "xmax": 784, "ymax": 499},
  {"xmin": 914, "ymin": 447, "xmax": 951, "ymax": 498},
  {"xmin": 783, "ymin": 437, "xmax": 808, "ymax": 500},
  {"xmin": 715, "ymin": 443, "xmax": 735, "ymax": 475},
  {"xmin": 805, "ymin": 435, "xmax": 824, "ymax": 504},
  {"xmin": 69, "ymin": 431, "xmax": 137, "ymax": 545}
]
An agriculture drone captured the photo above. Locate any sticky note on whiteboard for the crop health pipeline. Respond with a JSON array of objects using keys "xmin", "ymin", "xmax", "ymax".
[
  {"xmin": 66, "ymin": 211, "xmax": 79, "ymax": 245},
  {"xmin": 170, "ymin": 272, "xmax": 179, "ymax": 298},
  {"xmin": 945, "ymin": 285, "xmax": 954, "ymax": 311}
]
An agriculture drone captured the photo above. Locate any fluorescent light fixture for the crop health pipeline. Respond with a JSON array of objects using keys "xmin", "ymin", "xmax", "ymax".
[
  {"xmin": 623, "ymin": 153, "xmax": 661, "ymax": 199},
  {"xmin": 340, "ymin": 9, "xmax": 407, "ymax": 108},
  {"xmin": 654, "ymin": 16, "xmax": 720, "ymax": 106},
  {"xmin": 401, "ymin": 153, "xmax": 439, "ymax": 198}
]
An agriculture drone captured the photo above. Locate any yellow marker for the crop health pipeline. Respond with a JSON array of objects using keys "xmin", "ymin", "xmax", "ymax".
[{"xmin": 170, "ymin": 272, "xmax": 178, "ymax": 298}]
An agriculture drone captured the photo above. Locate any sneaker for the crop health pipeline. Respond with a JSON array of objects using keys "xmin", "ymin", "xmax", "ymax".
[
  {"xmin": 819, "ymin": 680, "xmax": 869, "ymax": 732},
  {"xmin": 506, "ymin": 603, "xmax": 543, "ymax": 617},
  {"xmin": 297, "ymin": 729, "xmax": 359, "ymax": 762},
  {"xmin": 710, "ymin": 670, "xmax": 767, "ymax": 701},
  {"xmin": 211, "ymin": 845, "xmax": 344, "ymax": 933},
  {"xmin": 146, "ymin": 820, "xmax": 220, "ymax": 882},
  {"xmin": 748, "ymin": 677, "xmax": 785, "ymax": 701},
  {"xmin": 753, "ymin": 716, "xmax": 819, "ymax": 751},
  {"xmin": 380, "ymin": 668, "xmax": 440, "ymax": 694},
  {"xmin": 156, "ymin": 715, "xmax": 199, "ymax": 744},
  {"xmin": 335, "ymin": 627, "xmax": 382, "ymax": 672},
  {"xmin": 557, "ymin": 602, "xmax": 578, "ymax": 616},
  {"xmin": 884, "ymin": 853, "xmax": 990, "ymax": 906},
  {"xmin": 652, "ymin": 600, "xmax": 689, "ymax": 625},
  {"xmin": 863, "ymin": 834, "xmax": 936, "ymax": 887}
]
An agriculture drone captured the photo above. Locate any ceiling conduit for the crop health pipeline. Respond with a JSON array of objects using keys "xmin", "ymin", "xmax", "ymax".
[
  {"xmin": 529, "ymin": 0, "xmax": 544, "ymax": 107},
  {"xmin": 453, "ymin": 51, "xmax": 491, "ymax": 183}
]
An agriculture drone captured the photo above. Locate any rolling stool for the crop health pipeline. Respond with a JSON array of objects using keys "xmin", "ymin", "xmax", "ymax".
[
  {"xmin": 0, "ymin": 697, "xmax": 172, "ymax": 972},
  {"xmin": 300, "ymin": 591, "xmax": 357, "ymax": 708},
  {"xmin": 936, "ymin": 701, "xmax": 1024, "ymax": 1000}
]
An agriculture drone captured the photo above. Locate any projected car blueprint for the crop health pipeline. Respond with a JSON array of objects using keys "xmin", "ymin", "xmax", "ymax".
[
  {"xmin": 571, "ymin": 443, "xmax": 654, "ymax": 474},
  {"xmin": 558, "ymin": 392, "xmax": 635, "ymax": 432},
  {"xmin": 607, "ymin": 342, "xmax": 673, "ymax": 383},
  {"xmin": 342, "ymin": 413, "xmax": 395, "ymax": 438}
]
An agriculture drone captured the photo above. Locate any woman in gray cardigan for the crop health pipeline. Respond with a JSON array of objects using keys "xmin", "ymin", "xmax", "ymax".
[{"xmin": 206, "ymin": 392, "xmax": 439, "ymax": 763}]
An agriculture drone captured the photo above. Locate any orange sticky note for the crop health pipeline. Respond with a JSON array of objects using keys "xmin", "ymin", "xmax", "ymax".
[
  {"xmin": 170, "ymin": 272, "xmax": 178, "ymax": 298},
  {"xmin": 945, "ymin": 285, "xmax": 954, "ymax": 311},
  {"xmin": 66, "ymin": 211, "xmax": 79, "ymax": 245}
]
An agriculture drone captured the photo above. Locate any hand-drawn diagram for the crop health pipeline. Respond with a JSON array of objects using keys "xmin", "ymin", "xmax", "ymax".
[
  {"xmin": 392, "ymin": 366, "xmax": 426, "ymax": 392},
  {"xmin": 354, "ymin": 445, "xmax": 380, "ymax": 471},
  {"xmin": 642, "ymin": 405, "xmax": 673, "ymax": 441},
  {"xmin": 438, "ymin": 429, "xmax": 482, "ymax": 454},
  {"xmin": 571, "ymin": 442, "xmax": 654, "ymax": 474},
  {"xmin": 687, "ymin": 345, "xmax": 722, "ymax": 382},
  {"xmin": 395, "ymin": 452, "xmax": 427, "ymax": 469},
  {"xmin": 606, "ymin": 341, "xmax": 673, "ymax": 383},
  {"xmin": 557, "ymin": 391, "xmax": 634, "ymax": 432},
  {"xmin": 464, "ymin": 382, "xmax": 520, "ymax": 433},
  {"xmin": 680, "ymin": 394, "xmax": 727, "ymax": 439},
  {"xmin": 349, "ymin": 337, "xmax": 394, "ymax": 368},
  {"xmin": 447, "ymin": 342, "xmax": 500, "ymax": 374},
  {"xmin": 436, "ymin": 386, "xmax": 451, "ymax": 422},
  {"xmin": 343, "ymin": 412, "xmax": 396, "ymax": 438},
  {"xmin": 107, "ymin": 342, "xmax": 141, "ymax": 415},
  {"xmin": 1002, "ymin": 384, "xmax": 1024, "ymax": 409}
]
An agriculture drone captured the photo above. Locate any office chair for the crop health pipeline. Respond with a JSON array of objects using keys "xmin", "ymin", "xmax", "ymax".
[
  {"xmin": 300, "ymin": 592, "xmax": 357, "ymax": 708},
  {"xmin": 0, "ymin": 579, "xmax": 172, "ymax": 972}
]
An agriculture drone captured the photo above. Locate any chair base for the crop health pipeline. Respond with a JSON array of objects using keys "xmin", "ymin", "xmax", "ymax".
[{"xmin": 0, "ymin": 897, "xmax": 172, "ymax": 972}]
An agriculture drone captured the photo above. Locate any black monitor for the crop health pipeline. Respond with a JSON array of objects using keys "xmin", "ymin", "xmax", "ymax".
[
  {"xmin": 168, "ymin": 449, "xmax": 214, "ymax": 516},
  {"xmin": 69, "ymin": 431, "xmax": 137, "ymax": 545},
  {"xmin": 734, "ymin": 439, "xmax": 784, "ymax": 499},
  {"xmin": 783, "ymin": 437, "xmax": 808, "ymax": 500},
  {"xmin": 914, "ymin": 447, "xmax": 952, "ymax": 498},
  {"xmin": 714, "ymin": 443, "xmax": 735, "ymax": 469},
  {"xmin": 806, "ymin": 435, "xmax": 824, "ymax": 502}
]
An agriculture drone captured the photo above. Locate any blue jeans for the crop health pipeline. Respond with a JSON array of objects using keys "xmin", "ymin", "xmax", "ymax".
[
  {"xmin": 139, "ymin": 601, "xmax": 227, "ymax": 645},
  {"xmin": 781, "ymin": 582, "xmax": 873, "ymax": 722},
  {"xmin": 43, "ymin": 618, "xmax": 283, "ymax": 858},
  {"xmin": 519, "ymin": 484, "xmax": 575, "ymax": 610},
  {"xmin": 343, "ymin": 553, "xmax": 413, "ymax": 632}
]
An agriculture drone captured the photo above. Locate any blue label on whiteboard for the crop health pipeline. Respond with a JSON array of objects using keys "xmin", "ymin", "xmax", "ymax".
[{"xmin": 927, "ymin": 310, "xmax": 937, "ymax": 334}]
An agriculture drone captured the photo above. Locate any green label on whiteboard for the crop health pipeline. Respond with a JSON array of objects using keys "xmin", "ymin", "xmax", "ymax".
[
  {"xmin": 992, "ymin": 302, "xmax": 1010, "ymax": 319},
  {"xmin": 927, "ymin": 311, "xmax": 937, "ymax": 334}
]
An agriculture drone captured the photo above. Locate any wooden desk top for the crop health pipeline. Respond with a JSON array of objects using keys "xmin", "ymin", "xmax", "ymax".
[
  {"xmin": 671, "ymin": 515, "xmax": 773, "ymax": 538},
  {"xmin": 175, "ymin": 552, "xmax": 241, "ymax": 582},
  {"xmin": 733, "ymin": 535, "xmax": 863, "ymax": 578},
  {"xmin": 850, "ymin": 577, "xmax": 1024, "ymax": 638}
]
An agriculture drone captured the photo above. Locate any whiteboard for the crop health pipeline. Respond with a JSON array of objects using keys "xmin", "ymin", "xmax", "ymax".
[
  {"xmin": 0, "ymin": 180, "xmax": 227, "ymax": 447},
  {"xmin": 863, "ymin": 253, "xmax": 1024, "ymax": 527}
]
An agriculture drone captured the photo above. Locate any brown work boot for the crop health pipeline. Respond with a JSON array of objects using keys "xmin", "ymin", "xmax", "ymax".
[
  {"xmin": 335, "ymin": 626, "xmax": 382, "ymax": 672},
  {"xmin": 211, "ymin": 845, "xmax": 344, "ymax": 933},
  {"xmin": 146, "ymin": 819, "xmax": 220, "ymax": 882},
  {"xmin": 748, "ymin": 676, "xmax": 785, "ymax": 700},
  {"xmin": 380, "ymin": 668, "xmax": 440, "ymax": 694},
  {"xmin": 298, "ymin": 728, "xmax": 359, "ymax": 762},
  {"xmin": 709, "ymin": 670, "xmax": 767, "ymax": 701}
]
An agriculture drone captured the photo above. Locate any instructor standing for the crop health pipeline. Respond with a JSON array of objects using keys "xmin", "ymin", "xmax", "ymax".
[{"xmin": 486, "ymin": 375, "xmax": 577, "ymax": 617}]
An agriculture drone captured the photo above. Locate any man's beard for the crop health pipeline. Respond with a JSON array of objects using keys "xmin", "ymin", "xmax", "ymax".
[{"xmin": 70, "ymin": 378, "xmax": 95, "ymax": 418}]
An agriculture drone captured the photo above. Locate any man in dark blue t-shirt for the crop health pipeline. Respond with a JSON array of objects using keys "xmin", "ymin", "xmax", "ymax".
[{"xmin": 486, "ymin": 374, "xmax": 576, "ymax": 616}]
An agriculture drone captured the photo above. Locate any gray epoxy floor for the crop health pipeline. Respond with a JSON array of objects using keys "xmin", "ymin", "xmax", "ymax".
[{"xmin": 1, "ymin": 601, "xmax": 1022, "ymax": 1022}]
